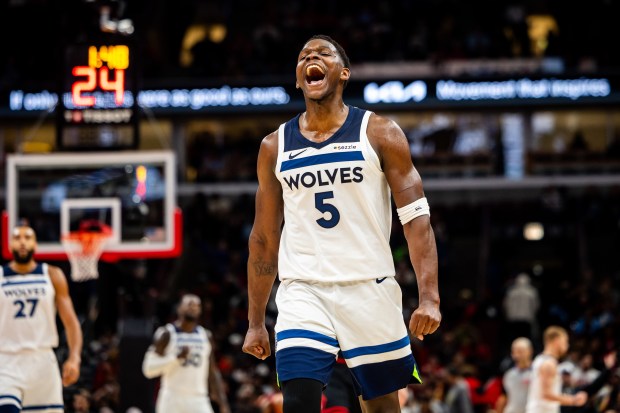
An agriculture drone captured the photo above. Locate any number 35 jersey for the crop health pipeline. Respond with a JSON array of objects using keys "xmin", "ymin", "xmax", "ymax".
[
  {"xmin": 159, "ymin": 323, "xmax": 212, "ymax": 396},
  {"xmin": 275, "ymin": 106, "xmax": 395, "ymax": 282},
  {"xmin": 0, "ymin": 263, "xmax": 59, "ymax": 353}
]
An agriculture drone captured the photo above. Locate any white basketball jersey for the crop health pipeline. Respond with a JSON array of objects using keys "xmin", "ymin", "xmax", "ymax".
[
  {"xmin": 275, "ymin": 106, "xmax": 395, "ymax": 282},
  {"xmin": 0, "ymin": 263, "xmax": 59, "ymax": 353},
  {"xmin": 159, "ymin": 323, "xmax": 212, "ymax": 396},
  {"xmin": 526, "ymin": 354, "xmax": 561, "ymax": 413}
]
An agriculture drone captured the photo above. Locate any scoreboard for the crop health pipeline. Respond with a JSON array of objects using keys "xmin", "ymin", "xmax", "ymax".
[{"xmin": 58, "ymin": 43, "xmax": 139, "ymax": 150}]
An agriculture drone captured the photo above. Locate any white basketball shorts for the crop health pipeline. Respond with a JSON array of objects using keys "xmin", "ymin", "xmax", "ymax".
[
  {"xmin": 274, "ymin": 277, "xmax": 422, "ymax": 400},
  {"xmin": 156, "ymin": 390, "xmax": 214, "ymax": 413},
  {"xmin": 0, "ymin": 349, "xmax": 63, "ymax": 412}
]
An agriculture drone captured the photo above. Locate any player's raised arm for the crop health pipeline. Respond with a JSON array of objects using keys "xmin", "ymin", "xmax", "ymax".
[
  {"xmin": 368, "ymin": 114, "xmax": 441, "ymax": 340},
  {"xmin": 243, "ymin": 131, "xmax": 284, "ymax": 360},
  {"xmin": 49, "ymin": 265, "xmax": 83, "ymax": 387}
]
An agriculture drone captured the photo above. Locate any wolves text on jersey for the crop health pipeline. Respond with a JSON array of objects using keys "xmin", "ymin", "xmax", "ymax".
[
  {"xmin": 3, "ymin": 286, "xmax": 48, "ymax": 298},
  {"xmin": 283, "ymin": 166, "xmax": 363, "ymax": 191}
]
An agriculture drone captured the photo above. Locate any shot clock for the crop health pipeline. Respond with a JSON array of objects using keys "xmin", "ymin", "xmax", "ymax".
[{"xmin": 58, "ymin": 43, "xmax": 139, "ymax": 150}]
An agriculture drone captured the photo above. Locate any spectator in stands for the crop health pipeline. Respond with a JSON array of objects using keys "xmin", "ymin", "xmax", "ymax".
[
  {"xmin": 572, "ymin": 354, "xmax": 600, "ymax": 388},
  {"xmin": 444, "ymin": 367, "xmax": 475, "ymax": 413},
  {"xmin": 606, "ymin": 130, "xmax": 620, "ymax": 159},
  {"xmin": 72, "ymin": 388, "xmax": 94, "ymax": 413},
  {"xmin": 569, "ymin": 130, "xmax": 589, "ymax": 152},
  {"xmin": 561, "ymin": 351, "xmax": 617, "ymax": 413},
  {"xmin": 504, "ymin": 273, "xmax": 539, "ymax": 343}
]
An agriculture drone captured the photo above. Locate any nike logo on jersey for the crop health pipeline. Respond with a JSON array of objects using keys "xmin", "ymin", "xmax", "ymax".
[
  {"xmin": 376, "ymin": 277, "xmax": 388, "ymax": 284},
  {"xmin": 289, "ymin": 149, "xmax": 308, "ymax": 159}
]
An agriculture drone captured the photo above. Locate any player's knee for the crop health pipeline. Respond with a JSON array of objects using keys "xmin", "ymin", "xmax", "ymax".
[
  {"xmin": 281, "ymin": 378, "xmax": 323, "ymax": 413},
  {"xmin": 0, "ymin": 405, "xmax": 20, "ymax": 413},
  {"xmin": 360, "ymin": 392, "xmax": 400, "ymax": 413}
]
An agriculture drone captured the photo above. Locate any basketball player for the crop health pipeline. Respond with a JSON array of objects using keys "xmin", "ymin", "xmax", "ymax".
[
  {"xmin": 526, "ymin": 326, "xmax": 587, "ymax": 413},
  {"xmin": 142, "ymin": 294, "xmax": 231, "ymax": 413},
  {"xmin": 243, "ymin": 34, "xmax": 441, "ymax": 413},
  {"xmin": 496, "ymin": 337, "xmax": 534, "ymax": 413},
  {"xmin": 0, "ymin": 225, "xmax": 83, "ymax": 413}
]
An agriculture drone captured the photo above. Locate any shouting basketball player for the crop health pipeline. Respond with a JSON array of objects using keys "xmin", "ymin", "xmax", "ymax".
[
  {"xmin": 0, "ymin": 226, "xmax": 83, "ymax": 413},
  {"xmin": 243, "ymin": 34, "xmax": 441, "ymax": 413}
]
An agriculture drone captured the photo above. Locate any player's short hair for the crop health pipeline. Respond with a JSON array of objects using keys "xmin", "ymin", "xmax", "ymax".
[
  {"xmin": 305, "ymin": 34, "xmax": 351, "ymax": 88},
  {"xmin": 543, "ymin": 326, "xmax": 568, "ymax": 344}
]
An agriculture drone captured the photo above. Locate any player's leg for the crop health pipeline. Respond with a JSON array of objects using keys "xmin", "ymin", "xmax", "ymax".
[
  {"xmin": 20, "ymin": 350, "xmax": 64, "ymax": 413},
  {"xmin": 274, "ymin": 280, "xmax": 339, "ymax": 413},
  {"xmin": 335, "ymin": 278, "xmax": 421, "ymax": 407},
  {"xmin": 281, "ymin": 378, "xmax": 324, "ymax": 413},
  {"xmin": 358, "ymin": 392, "xmax": 400, "ymax": 413}
]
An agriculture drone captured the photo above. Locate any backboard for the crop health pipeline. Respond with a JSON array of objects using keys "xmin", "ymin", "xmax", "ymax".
[{"xmin": 3, "ymin": 151, "xmax": 181, "ymax": 261}]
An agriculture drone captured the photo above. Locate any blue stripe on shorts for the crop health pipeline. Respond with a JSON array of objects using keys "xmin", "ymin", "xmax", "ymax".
[
  {"xmin": 341, "ymin": 336, "xmax": 410, "ymax": 359},
  {"xmin": 276, "ymin": 329, "xmax": 339, "ymax": 348},
  {"xmin": 349, "ymin": 354, "xmax": 419, "ymax": 400},
  {"xmin": 276, "ymin": 346, "xmax": 337, "ymax": 385},
  {"xmin": 0, "ymin": 395, "xmax": 22, "ymax": 407},
  {"xmin": 22, "ymin": 405, "xmax": 64, "ymax": 411}
]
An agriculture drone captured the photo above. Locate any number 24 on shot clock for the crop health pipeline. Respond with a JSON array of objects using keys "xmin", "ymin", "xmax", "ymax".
[{"xmin": 71, "ymin": 45, "xmax": 129, "ymax": 107}]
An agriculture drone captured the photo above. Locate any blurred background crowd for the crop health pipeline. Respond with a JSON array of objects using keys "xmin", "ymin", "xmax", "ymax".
[{"xmin": 2, "ymin": 0, "xmax": 620, "ymax": 84}]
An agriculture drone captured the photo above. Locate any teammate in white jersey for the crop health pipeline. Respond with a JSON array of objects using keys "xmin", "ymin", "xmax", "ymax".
[
  {"xmin": 0, "ymin": 226, "xmax": 83, "ymax": 413},
  {"xmin": 142, "ymin": 294, "xmax": 230, "ymax": 413},
  {"xmin": 243, "ymin": 34, "xmax": 441, "ymax": 413},
  {"xmin": 496, "ymin": 337, "xmax": 533, "ymax": 413},
  {"xmin": 526, "ymin": 326, "xmax": 587, "ymax": 413}
]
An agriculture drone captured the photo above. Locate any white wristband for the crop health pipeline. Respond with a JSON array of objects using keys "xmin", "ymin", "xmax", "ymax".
[{"xmin": 397, "ymin": 197, "xmax": 430, "ymax": 225}]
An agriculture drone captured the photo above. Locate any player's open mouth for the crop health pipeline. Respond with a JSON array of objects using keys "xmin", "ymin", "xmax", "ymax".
[{"xmin": 305, "ymin": 64, "xmax": 326, "ymax": 86}]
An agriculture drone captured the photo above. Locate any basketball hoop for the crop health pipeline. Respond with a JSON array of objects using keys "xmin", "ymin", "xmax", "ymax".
[{"xmin": 62, "ymin": 221, "xmax": 112, "ymax": 282}]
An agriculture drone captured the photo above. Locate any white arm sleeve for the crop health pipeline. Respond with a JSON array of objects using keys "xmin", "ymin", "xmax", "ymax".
[
  {"xmin": 142, "ymin": 349, "xmax": 179, "ymax": 378},
  {"xmin": 142, "ymin": 326, "xmax": 179, "ymax": 378}
]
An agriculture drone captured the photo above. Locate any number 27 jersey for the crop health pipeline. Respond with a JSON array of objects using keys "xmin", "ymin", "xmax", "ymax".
[
  {"xmin": 0, "ymin": 263, "xmax": 58, "ymax": 353},
  {"xmin": 275, "ymin": 106, "xmax": 395, "ymax": 282}
]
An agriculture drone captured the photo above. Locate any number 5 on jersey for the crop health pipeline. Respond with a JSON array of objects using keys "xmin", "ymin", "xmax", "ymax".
[{"xmin": 315, "ymin": 191, "xmax": 340, "ymax": 228}]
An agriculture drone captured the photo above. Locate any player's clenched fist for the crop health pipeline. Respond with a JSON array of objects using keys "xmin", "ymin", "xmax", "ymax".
[
  {"xmin": 409, "ymin": 302, "xmax": 441, "ymax": 341},
  {"xmin": 62, "ymin": 358, "xmax": 81, "ymax": 387},
  {"xmin": 243, "ymin": 325, "xmax": 271, "ymax": 360}
]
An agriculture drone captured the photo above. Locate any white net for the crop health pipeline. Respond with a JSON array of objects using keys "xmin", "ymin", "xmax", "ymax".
[{"xmin": 62, "ymin": 232, "xmax": 111, "ymax": 282}]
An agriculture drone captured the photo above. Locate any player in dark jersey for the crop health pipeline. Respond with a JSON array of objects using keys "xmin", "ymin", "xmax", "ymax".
[{"xmin": 322, "ymin": 357, "xmax": 362, "ymax": 413}]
